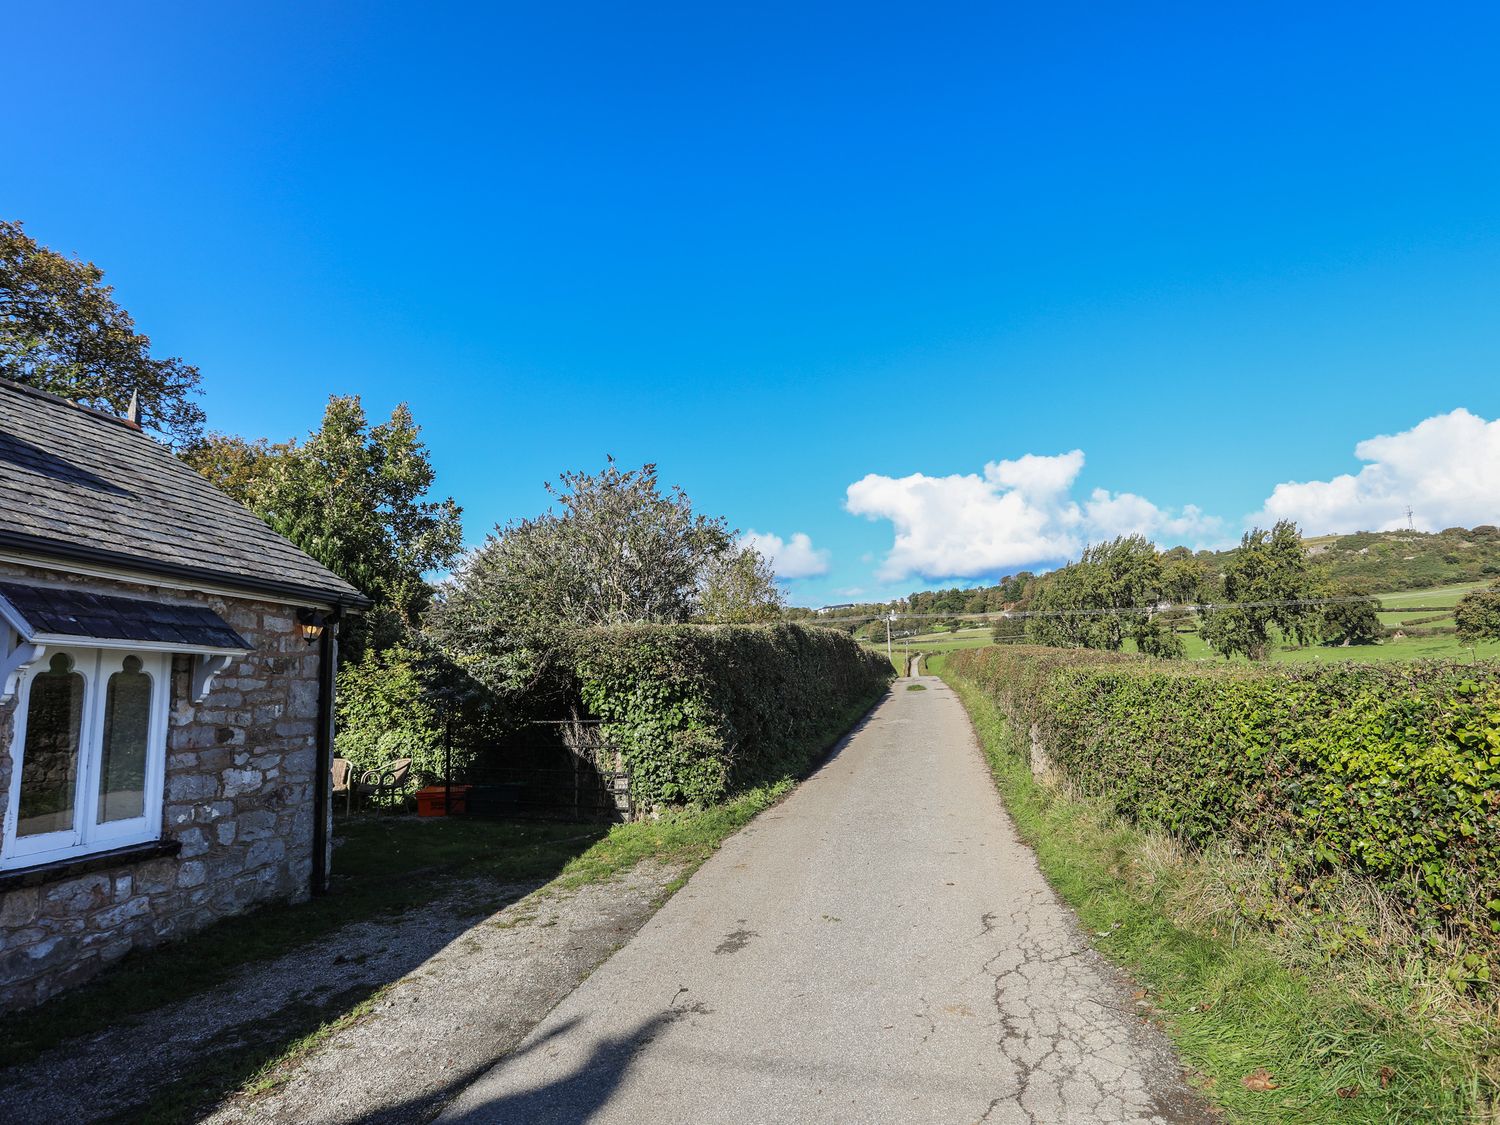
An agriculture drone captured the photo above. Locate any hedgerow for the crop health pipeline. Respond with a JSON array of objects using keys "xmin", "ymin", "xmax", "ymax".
[
  {"xmin": 569, "ymin": 624, "xmax": 891, "ymax": 809},
  {"xmin": 947, "ymin": 646, "xmax": 1500, "ymax": 947}
]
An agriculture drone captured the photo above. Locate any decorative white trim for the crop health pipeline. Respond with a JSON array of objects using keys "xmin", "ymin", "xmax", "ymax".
[
  {"xmin": 28, "ymin": 634, "xmax": 250, "ymax": 658},
  {"xmin": 0, "ymin": 591, "xmax": 35, "ymax": 640},
  {"xmin": 191, "ymin": 653, "xmax": 235, "ymax": 704},
  {"xmin": 1, "ymin": 641, "xmax": 45, "ymax": 706},
  {"xmin": 3, "ymin": 646, "xmax": 170, "ymax": 870}
]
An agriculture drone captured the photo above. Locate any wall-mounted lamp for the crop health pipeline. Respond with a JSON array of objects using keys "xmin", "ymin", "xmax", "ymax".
[{"xmin": 296, "ymin": 608, "xmax": 339, "ymax": 645}]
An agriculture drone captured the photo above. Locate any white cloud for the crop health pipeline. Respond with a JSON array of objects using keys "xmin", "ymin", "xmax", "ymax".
[
  {"xmin": 741, "ymin": 530, "xmax": 831, "ymax": 579},
  {"xmin": 846, "ymin": 451, "xmax": 1220, "ymax": 582},
  {"xmin": 1252, "ymin": 409, "xmax": 1500, "ymax": 534}
]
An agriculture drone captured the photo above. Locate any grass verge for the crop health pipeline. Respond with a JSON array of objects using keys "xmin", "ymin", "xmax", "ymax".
[
  {"xmin": 942, "ymin": 668, "xmax": 1495, "ymax": 1124},
  {"xmin": 554, "ymin": 688, "xmax": 884, "ymax": 891}
]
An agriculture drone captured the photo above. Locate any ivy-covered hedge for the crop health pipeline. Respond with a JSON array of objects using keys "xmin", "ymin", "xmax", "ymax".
[
  {"xmin": 570, "ymin": 624, "xmax": 891, "ymax": 809},
  {"xmin": 947, "ymin": 646, "xmax": 1500, "ymax": 941}
]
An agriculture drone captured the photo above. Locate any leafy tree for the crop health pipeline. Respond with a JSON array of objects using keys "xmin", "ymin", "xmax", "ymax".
[
  {"xmin": 178, "ymin": 432, "xmax": 278, "ymax": 504},
  {"xmin": 1199, "ymin": 521, "xmax": 1316, "ymax": 660},
  {"xmin": 1455, "ymin": 583, "xmax": 1500, "ymax": 644},
  {"xmin": 0, "ymin": 219, "xmax": 204, "ymax": 443},
  {"xmin": 1315, "ymin": 582, "xmax": 1382, "ymax": 646},
  {"xmin": 697, "ymin": 545, "xmax": 785, "ymax": 623},
  {"xmin": 1026, "ymin": 535, "xmax": 1183, "ymax": 658},
  {"xmin": 1158, "ymin": 546, "xmax": 1211, "ymax": 604},
  {"xmin": 991, "ymin": 610, "xmax": 1026, "ymax": 641},
  {"xmin": 428, "ymin": 460, "xmax": 739, "ymax": 690},
  {"xmin": 181, "ymin": 396, "xmax": 463, "ymax": 655}
]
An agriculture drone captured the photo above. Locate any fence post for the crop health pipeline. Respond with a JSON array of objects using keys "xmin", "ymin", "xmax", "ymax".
[{"xmin": 444, "ymin": 711, "xmax": 452, "ymax": 816}]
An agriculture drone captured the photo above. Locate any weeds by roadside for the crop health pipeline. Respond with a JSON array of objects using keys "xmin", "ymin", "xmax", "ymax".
[{"xmin": 943, "ymin": 670, "xmax": 1498, "ymax": 1123}]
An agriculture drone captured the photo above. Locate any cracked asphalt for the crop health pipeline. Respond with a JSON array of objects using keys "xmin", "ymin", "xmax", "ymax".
[{"xmin": 441, "ymin": 677, "xmax": 1213, "ymax": 1124}]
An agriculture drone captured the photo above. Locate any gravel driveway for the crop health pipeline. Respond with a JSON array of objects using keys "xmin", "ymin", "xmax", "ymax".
[{"xmin": 0, "ymin": 860, "xmax": 682, "ymax": 1124}]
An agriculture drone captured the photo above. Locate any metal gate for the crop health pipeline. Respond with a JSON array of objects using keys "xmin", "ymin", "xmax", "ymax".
[{"xmin": 457, "ymin": 720, "xmax": 632, "ymax": 823}]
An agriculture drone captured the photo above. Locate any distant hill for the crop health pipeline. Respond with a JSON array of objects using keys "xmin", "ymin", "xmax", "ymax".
[{"xmin": 1261, "ymin": 526, "xmax": 1500, "ymax": 592}]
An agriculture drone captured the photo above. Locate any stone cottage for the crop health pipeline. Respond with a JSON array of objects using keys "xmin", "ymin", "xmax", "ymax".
[{"xmin": 0, "ymin": 380, "xmax": 369, "ymax": 1011}]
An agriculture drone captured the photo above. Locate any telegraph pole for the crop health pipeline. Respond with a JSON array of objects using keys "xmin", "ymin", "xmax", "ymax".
[{"xmin": 886, "ymin": 612, "xmax": 896, "ymax": 671}]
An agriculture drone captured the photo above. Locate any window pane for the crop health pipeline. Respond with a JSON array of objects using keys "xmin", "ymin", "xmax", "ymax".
[
  {"xmin": 99, "ymin": 656, "xmax": 152, "ymax": 824},
  {"xmin": 18, "ymin": 653, "xmax": 84, "ymax": 838}
]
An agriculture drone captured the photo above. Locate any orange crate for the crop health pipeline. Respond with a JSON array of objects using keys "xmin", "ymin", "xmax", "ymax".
[{"xmin": 416, "ymin": 785, "xmax": 471, "ymax": 817}]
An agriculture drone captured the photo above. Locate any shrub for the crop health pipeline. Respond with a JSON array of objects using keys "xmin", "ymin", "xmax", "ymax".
[
  {"xmin": 1456, "ymin": 584, "xmax": 1500, "ymax": 644},
  {"xmin": 947, "ymin": 646, "xmax": 1500, "ymax": 944},
  {"xmin": 335, "ymin": 641, "xmax": 500, "ymax": 784},
  {"xmin": 569, "ymin": 624, "xmax": 891, "ymax": 809}
]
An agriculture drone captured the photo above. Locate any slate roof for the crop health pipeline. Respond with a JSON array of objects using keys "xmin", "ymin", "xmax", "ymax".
[
  {"xmin": 0, "ymin": 381, "xmax": 369, "ymax": 607},
  {"xmin": 0, "ymin": 582, "xmax": 253, "ymax": 652}
]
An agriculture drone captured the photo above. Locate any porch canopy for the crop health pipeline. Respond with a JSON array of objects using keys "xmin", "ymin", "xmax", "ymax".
[
  {"xmin": 0, "ymin": 582, "xmax": 252, "ymax": 655},
  {"xmin": 0, "ymin": 582, "xmax": 254, "ymax": 706}
]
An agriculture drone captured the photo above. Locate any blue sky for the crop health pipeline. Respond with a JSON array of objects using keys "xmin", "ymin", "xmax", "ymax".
[{"xmin": 7, "ymin": 2, "xmax": 1500, "ymax": 605}]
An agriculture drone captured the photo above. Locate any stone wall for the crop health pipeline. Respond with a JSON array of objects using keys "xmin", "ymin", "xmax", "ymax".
[{"xmin": 0, "ymin": 561, "xmax": 324, "ymax": 1011}]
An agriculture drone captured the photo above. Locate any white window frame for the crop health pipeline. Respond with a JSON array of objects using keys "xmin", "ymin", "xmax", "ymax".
[{"xmin": 2, "ymin": 641, "xmax": 171, "ymax": 870}]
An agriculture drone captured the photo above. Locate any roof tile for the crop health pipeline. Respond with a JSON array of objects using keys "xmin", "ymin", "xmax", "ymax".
[{"xmin": 0, "ymin": 382, "xmax": 366, "ymax": 604}]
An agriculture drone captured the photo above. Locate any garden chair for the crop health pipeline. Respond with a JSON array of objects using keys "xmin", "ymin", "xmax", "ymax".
[
  {"xmin": 354, "ymin": 757, "xmax": 414, "ymax": 811},
  {"xmin": 330, "ymin": 757, "xmax": 354, "ymax": 815}
]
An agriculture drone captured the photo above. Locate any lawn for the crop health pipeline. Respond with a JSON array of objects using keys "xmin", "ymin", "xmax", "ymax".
[
  {"xmin": 1147, "ymin": 581, "xmax": 1500, "ymax": 664},
  {"xmin": 862, "ymin": 628, "xmax": 997, "ymax": 675}
]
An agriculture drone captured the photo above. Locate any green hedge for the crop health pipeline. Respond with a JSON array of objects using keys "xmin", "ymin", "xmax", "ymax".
[
  {"xmin": 571, "ymin": 623, "xmax": 892, "ymax": 809},
  {"xmin": 947, "ymin": 646, "xmax": 1500, "ymax": 942}
]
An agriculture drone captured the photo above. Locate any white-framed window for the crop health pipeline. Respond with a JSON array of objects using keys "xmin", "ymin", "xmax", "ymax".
[{"xmin": 3, "ymin": 644, "xmax": 170, "ymax": 870}]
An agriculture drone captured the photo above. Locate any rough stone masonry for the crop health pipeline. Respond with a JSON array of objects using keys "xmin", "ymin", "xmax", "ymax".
[{"xmin": 0, "ymin": 560, "xmax": 323, "ymax": 1012}]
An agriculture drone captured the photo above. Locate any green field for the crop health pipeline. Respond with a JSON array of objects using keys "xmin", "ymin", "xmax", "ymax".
[
  {"xmin": 1253, "ymin": 580, "xmax": 1496, "ymax": 663},
  {"xmin": 865, "ymin": 627, "xmax": 995, "ymax": 675},
  {"xmin": 871, "ymin": 582, "xmax": 1500, "ymax": 669},
  {"xmin": 1143, "ymin": 581, "xmax": 1499, "ymax": 663}
]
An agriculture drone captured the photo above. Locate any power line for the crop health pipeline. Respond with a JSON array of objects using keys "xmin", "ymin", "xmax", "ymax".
[{"xmin": 793, "ymin": 593, "xmax": 1424, "ymax": 628}]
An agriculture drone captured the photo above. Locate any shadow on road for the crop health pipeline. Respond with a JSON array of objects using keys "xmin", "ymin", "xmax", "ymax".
[{"xmin": 395, "ymin": 1013, "xmax": 670, "ymax": 1125}]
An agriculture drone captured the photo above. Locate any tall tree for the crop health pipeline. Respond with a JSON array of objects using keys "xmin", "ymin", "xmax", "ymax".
[
  {"xmin": 1455, "ymin": 583, "xmax": 1500, "ymax": 645},
  {"xmin": 1198, "ymin": 521, "xmax": 1316, "ymax": 660},
  {"xmin": 177, "ymin": 432, "xmax": 279, "ymax": 504},
  {"xmin": 0, "ymin": 219, "xmax": 205, "ymax": 443},
  {"xmin": 1313, "ymin": 581, "xmax": 1382, "ymax": 646},
  {"xmin": 1025, "ymin": 535, "xmax": 1184, "ymax": 658},
  {"xmin": 181, "ymin": 396, "xmax": 463, "ymax": 653},
  {"xmin": 428, "ymin": 460, "xmax": 743, "ymax": 690}
]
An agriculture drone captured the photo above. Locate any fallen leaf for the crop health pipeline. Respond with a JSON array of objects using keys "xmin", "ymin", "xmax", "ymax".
[
  {"xmin": 1241, "ymin": 1069, "xmax": 1279, "ymax": 1092},
  {"xmin": 1337, "ymin": 1085, "xmax": 1361, "ymax": 1099},
  {"xmin": 1132, "ymin": 989, "xmax": 1148, "ymax": 1000},
  {"xmin": 1379, "ymin": 1066, "xmax": 1395, "ymax": 1088}
]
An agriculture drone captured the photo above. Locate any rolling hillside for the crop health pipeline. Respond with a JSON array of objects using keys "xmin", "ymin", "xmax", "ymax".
[{"xmin": 1298, "ymin": 525, "xmax": 1500, "ymax": 591}]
